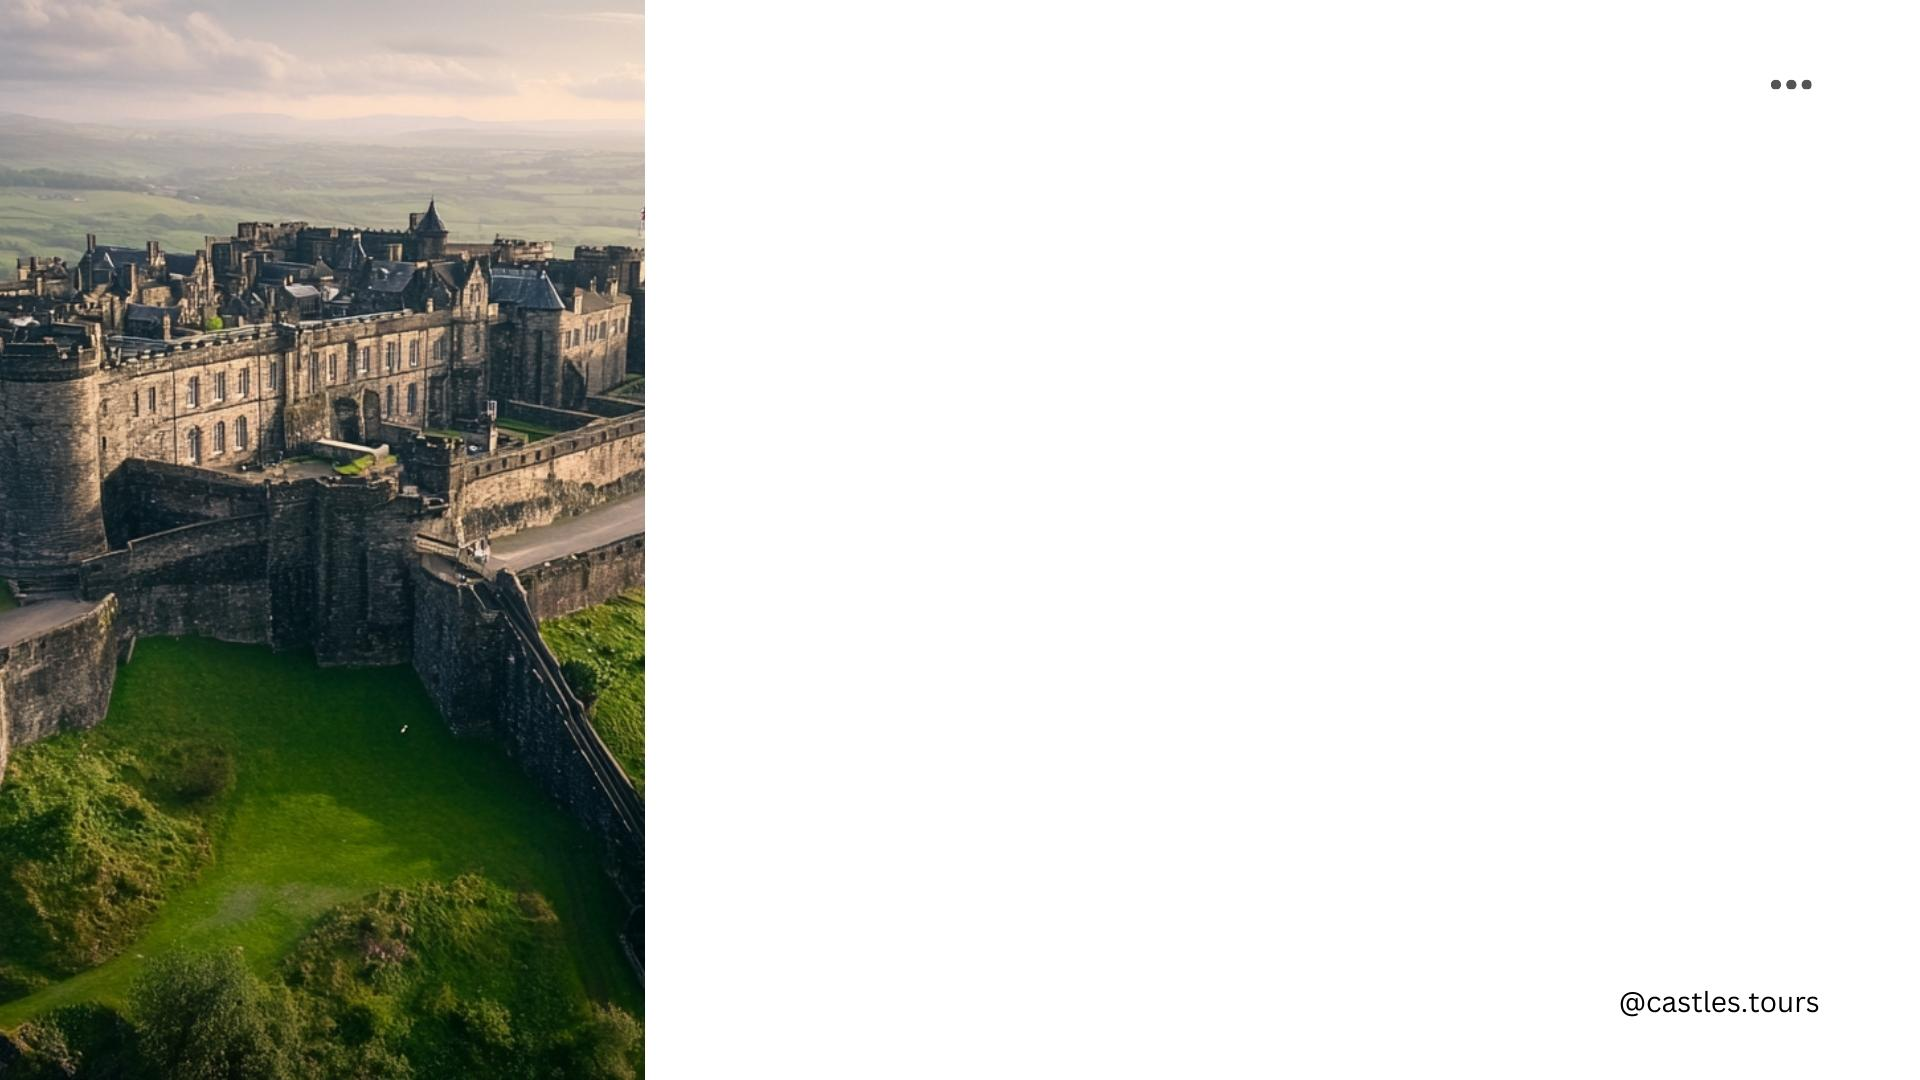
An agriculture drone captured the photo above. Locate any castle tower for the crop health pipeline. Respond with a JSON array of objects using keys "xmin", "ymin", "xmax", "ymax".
[
  {"xmin": 0, "ymin": 336, "xmax": 108, "ymax": 578},
  {"xmin": 414, "ymin": 199, "xmax": 449, "ymax": 260}
]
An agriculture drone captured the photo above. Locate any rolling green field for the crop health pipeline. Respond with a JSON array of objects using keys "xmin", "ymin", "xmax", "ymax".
[
  {"xmin": 543, "ymin": 591, "xmax": 646, "ymax": 793},
  {"xmin": 0, "ymin": 116, "xmax": 643, "ymax": 267},
  {"xmin": 0, "ymin": 637, "xmax": 640, "ymax": 1031}
]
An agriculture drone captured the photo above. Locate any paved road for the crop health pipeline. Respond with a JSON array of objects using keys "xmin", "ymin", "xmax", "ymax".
[
  {"xmin": 491, "ymin": 491, "xmax": 645, "ymax": 571},
  {"xmin": 0, "ymin": 597, "xmax": 100, "ymax": 648}
]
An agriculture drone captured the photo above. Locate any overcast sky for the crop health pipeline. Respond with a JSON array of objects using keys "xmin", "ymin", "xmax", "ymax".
[{"xmin": 0, "ymin": 0, "xmax": 644, "ymax": 124}]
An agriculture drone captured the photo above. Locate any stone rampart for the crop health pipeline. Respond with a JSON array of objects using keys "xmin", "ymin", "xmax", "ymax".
[
  {"xmin": 0, "ymin": 595, "xmax": 122, "ymax": 787},
  {"xmin": 517, "ymin": 534, "xmax": 646, "ymax": 621}
]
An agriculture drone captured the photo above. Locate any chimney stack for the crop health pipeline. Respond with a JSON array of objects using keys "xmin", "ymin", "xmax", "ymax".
[{"xmin": 387, "ymin": 244, "xmax": 404, "ymax": 261}]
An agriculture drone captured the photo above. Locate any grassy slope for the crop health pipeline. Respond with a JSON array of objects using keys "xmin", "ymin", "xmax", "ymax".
[
  {"xmin": 0, "ymin": 637, "xmax": 639, "ymax": 1027},
  {"xmin": 542, "ymin": 591, "xmax": 646, "ymax": 792}
]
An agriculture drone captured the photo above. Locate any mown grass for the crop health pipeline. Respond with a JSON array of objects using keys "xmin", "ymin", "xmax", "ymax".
[
  {"xmin": 333, "ymin": 453, "xmax": 378, "ymax": 476},
  {"xmin": 497, "ymin": 418, "xmax": 561, "ymax": 443},
  {"xmin": 542, "ymin": 591, "xmax": 646, "ymax": 793},
  {"xmin": 0, "ymin": 637, "xmax": 640, "ymax": 1029}
]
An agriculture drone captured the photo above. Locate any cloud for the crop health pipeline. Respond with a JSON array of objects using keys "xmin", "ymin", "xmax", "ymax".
[
  {"xmin": 569, "ymin": 64, "xmax": 645, "ymax": 102},
  {"xmin": 387, "ymin": 37, "xmax": 505, "ymax": 59},
  {"xmin": 564, "ymin": 11, "xmax": 645, "ymax": 25},
  {"xmin": 333, "ymin": 54, "xmax": 515, "ymax": 97},
  {"xmin": 0, "ymin": 0, "xmax": 294, "ymax": 87}
]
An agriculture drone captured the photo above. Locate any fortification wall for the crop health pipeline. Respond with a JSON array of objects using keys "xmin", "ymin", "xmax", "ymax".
[
  {"xmin": 0, "ymin": 595, "xmax": 121, "ymax": 787},
  {"xmin": 450, "ymin": 415, "xmax": 645, "ymax": 539},
  {"xmin": 80, "ymin": 516, "xmax": 270, "ymax": 643},
  {"xmin": 310, "ymin": 478, "xmax": 430, "ymax": 665},
  {"xmin": 518, "ymin": 535, "xmax": 647, "ymax": 622},
  {"xmin": 411, "ymin": 568, "xmax": 505, "ymax": 738},
  {"xmin": 410, "ymin": 568, "xmax": 641, "ymax": 895},
  {"xmin": 502, "ymin": 400, "xmax": 598, "ymax": 432},
  {"xmin": 103, "ymin": 458, "xmax": 269, "ymax": 545},
  {"xmin": 583, "ymin": 394, "xmax": 643, "ymax": 418},
  {"xmin": 0, "ymin": 351, "xmax": 108, "ymax": 573}
]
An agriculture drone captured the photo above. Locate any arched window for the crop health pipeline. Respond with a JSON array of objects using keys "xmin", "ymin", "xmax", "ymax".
[
  {"xmin": 236, "ymin": 416, "xmax": 248, "ymax": 449},
  {"xmin": 213, "ymin": 421, "xmax": 225, "ymax": 454},
  {"xmin": 186, "ymin": 427, "xmax": 201, "ymax": 464}
]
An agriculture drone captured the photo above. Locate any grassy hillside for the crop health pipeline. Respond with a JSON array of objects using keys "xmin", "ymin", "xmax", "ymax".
[
  {"xmin": 542, "ymin": 591, "xmax": 646, "ymax": 792},
  {"xmin": 0, "ymin": 637, "xmax": 640, "ymax": 1029}
]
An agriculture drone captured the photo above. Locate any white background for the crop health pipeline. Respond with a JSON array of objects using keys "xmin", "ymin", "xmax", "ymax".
[{"xmin": 650, "ymin": 1, "xmax": 1918, "ymax": 1074}]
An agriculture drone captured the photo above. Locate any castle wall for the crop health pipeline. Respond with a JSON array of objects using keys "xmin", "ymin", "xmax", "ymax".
[
  {"xmin": 449, "ymin": 415, "xmax": 646, "ymax": 539},
  {"xmin": 310, "ymin": 478, "xmax": 431, "ymax": 665},
  {"xmin": 502, "ymin": 400, "xmax": 599, "ymax": 432},
  {"xmin": 583, "ymin": 394, "xmax": 644, "ymax": 419},
  {"xmin": 103, "ymin": 458, "xmax": 269, "ymax": 545},
  {"xmin": 0, "ymin": 348, "xmax": 108, "ymax": 574},
  {"xmin": 0, "ymin": 595, "xmax": 122, "ymax": 787},
  {"xmin": 411, "ymin": 567, "xmax": 506, "ymax": 737},
  {"xmin": 517, "ymin": 535, "xmax": 647, "ymax": 622},
  {"xmin": 79, "ymin": 517, "xmax": 271, "ymax": 644}
]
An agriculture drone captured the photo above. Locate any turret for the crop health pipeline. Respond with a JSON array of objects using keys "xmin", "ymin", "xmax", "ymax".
[
  {"xmin": 0, "ymin": 336, "xmax": 108, "ymax": 576},
  {"xmin": 413, "ymin": 199, "xmax": 449, "ymax": 260}
]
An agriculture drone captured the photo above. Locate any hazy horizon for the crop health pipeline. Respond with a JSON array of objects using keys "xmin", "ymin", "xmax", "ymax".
[{"xmin": 0, "ymin": 0, "xmax": 644, "ymax": 125}]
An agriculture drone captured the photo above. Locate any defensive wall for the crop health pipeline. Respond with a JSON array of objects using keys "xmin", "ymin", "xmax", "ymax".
[
  {"xmin": 411, "ymin": 565, "xmax": 644, "ymax": 912},
  {"xmin": 415, "ymin": 412, "xmax": 646, "ymax": 541},
  {"xmin": 517, "ymin": 534, "xmax": 648, "ymax": 621},
  {"xmin": 0, "ymin": 595, "xmax": 122, "ymax": 787}
]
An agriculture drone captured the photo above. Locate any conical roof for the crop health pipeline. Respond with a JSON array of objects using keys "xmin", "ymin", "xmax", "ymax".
[{"xmin": 415, "ymin": 199, "xmax": 449, "ymax": 236}]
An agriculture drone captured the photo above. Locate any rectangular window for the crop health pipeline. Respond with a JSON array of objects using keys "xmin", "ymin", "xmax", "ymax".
[
  {"xmin": 186, "ymin": 377, "xmax": 199, "ymax": 407},
  {"xmin": 309, "ymin": 360, "xmax": 319, "ymax": 393},
  {"xmin": 409, "ymin": 340, "xmax": 420, "ymax": 368},
  {"xmin": 269, "ymin": 359, "xmax": 281, "ymax": 391},
  {"xmin": 133, "ymin": 391, "xmax": 140, "ymax": 417},
  {"xmin": 239, "ymin": 368, "xmax": 249, "ymax": 397},
  {"xmin": 385, "ymin": 384, "xmax": 395, "ymax": 416},
  {"xmin": 386, "ymin": 342, "xmax": 398, "ymax": 372},
  {"xmin": 236, "ymin": 416, "xmax": 248, "ymax": 449},
  {"xmin": 329, "ymin": 353, "xmax": 338, "ymax": 383},
  {"xmin": 147, "ymin": 387, "xmax": 156, "ymax": 413},
  {"xmin": 214, "ymin": 372, "xmax": 227, "ymax": 401},
  {"xmin": 407, "ymin": 383, "xmax": 418, "ymax": 415}
]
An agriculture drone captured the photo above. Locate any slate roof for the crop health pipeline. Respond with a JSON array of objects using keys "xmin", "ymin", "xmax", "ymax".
[
  {"xmin": 576, "ymin": 289, "xmax": 621, "ymax": 314},
  {"xmin": 163, "ymin": 252, "xmax": 201, "ymax": 276},
  {"xmin": 125, "ymin": 303, "xmax": 175, "ymax": 326},
  {"xmin": 367, "ymin": 261, "xmax": 418, "ymax": 294},
  {"xmin": 489, "ymin": 267, "xmax": 564, "ymax": 311},
  {"xmin": 415, "ymin": 200, "xmax": 449, "ymax": 236}
]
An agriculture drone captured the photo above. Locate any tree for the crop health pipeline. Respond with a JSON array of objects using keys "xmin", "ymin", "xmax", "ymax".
[
  {"xmin": 550, "ymin": 1004, "xmax": 644, "ymax": 1080},
  {"xmin": 561, "ymin": 658, "xmax": 604, "ymax": 704},
  {"xmin": 130, "ymin": 949, "xmax": 299, "ymax": 1080},
  {"xmin": 204, "ymin": 313, "xmax": 225, "ymax": 332}
]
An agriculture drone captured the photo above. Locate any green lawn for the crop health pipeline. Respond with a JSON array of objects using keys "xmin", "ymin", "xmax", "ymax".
[
  {"xmin": 498, "ymin": 418, "xmax": 562, "ymax": 443},
  {"xmin": 542, "ymin": 591, "xmax": 645, "ymax": 793},
  {"xmin": 0, "ymin": 637, "xmax": 640, "ymax": 1029}
]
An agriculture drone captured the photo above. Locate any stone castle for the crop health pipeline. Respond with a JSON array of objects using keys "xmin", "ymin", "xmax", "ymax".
[{"xmin": 0, "ymin": 205, "xmax": 647, "ymax": 940}]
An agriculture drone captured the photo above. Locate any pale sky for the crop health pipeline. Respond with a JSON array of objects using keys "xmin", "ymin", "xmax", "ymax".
[{"xmin": 0, "ymin": 0, "xmax": 644, "ymax": 125}]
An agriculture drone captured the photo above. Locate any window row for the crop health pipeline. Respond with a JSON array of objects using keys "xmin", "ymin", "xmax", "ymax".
[
  {"xmin": 176, "ymin": 368, "xmax": 252, "ymax": 411},
  {"xmin": 183, "ymin": 417, "xmax": 249, "ymax": 464}
]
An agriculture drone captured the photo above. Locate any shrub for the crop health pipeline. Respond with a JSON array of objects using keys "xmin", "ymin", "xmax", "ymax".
[
  {"xmin": 560, "ymin": 658, "xmax": 604, "ymax": 703},
  {"xmin": 131, "ymin": 949, "xmax": 300, "ymax": 1080}
]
